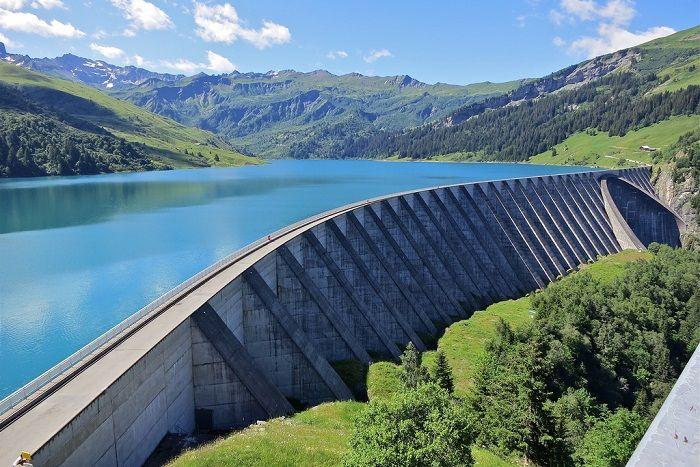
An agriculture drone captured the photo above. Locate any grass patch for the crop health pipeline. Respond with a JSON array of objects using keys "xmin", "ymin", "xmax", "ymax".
[
  {"xmin": 170, "ymin": 402, "xmax": 365, "ymax": 467},
  {"xmin": 579, "ymin": 250, "xmax": 652, "ymax": 284},
  {"xmin": 366, "ymin": 361, "xmax": 402, "ymax": 402},
  {"xmin": 473, "ymin": 447, "xmax": 520, "ymax": 466},
  {"xmin": 528, "ymin": 116, "xmax": 700, "ymax": 168},
  {"xmin": 434, "ymin": 297, "xmax": 533, "ymax": 396}
]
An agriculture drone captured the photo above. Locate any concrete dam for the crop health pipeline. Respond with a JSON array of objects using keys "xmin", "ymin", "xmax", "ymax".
[{"xmin": 0, "ymin": 167, "xmax": 685, "ymax": 466}]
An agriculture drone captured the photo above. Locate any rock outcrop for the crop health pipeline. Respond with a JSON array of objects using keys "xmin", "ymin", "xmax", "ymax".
[{"xmin": 653, "ymin": 164, "xmax": 699, "ymax": 247}]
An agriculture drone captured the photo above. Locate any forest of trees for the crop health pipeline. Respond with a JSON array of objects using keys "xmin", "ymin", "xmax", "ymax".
[
  {"xmin": 0, "ymin": 83, "xmax": 155, "ymax": 177},
  {"xmin": 0, "ymin": 112, "xmax": 155, "ymax": 177},
  {"xmin": 344, "ymin": 245, "xmax": 699, "ymax": 466},
  {"xmin": 337, "ymin": 73, "xmax": 700, "ymax": 161}
]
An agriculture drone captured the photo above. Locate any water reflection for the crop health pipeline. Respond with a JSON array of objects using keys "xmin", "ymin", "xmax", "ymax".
[{"xmin": 0, "ymin": 172, "xmax": 336, "ymax": 234}]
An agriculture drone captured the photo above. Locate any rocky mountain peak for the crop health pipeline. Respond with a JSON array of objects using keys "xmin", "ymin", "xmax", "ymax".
[{"xmin": 0, "ymin": 42, "xmax": 6, "ymax": 56}]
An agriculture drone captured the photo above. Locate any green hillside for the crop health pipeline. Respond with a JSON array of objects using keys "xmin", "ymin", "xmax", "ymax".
[
  {"xmin": 528, "ymin": 115, "xmax": 700, "ymax": 168},
  {"xmin": 640, "ymin": 25, "xmax": 700, "ymax": 93},
  {"xmin": 0, "ymin": 61, "xmax": 258, "ymax": 176}
]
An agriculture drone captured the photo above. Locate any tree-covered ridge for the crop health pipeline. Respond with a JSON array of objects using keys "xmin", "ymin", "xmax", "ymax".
[
  {"xmin": 337, "ymin": 26, "xmax": 700, "ymax": 162},
  {"xmin": 467, "ymin": 244, "xmax": 699, "ymax": 465},
  {"xmin": 0, "ymin": 82, "xmax": 155, "ymax": 177},
  {"xmin": 0, "ymin": 110, "xmax": 154, "ymax": 177},
  {"xmin": 342, "ymin": 73, "xmax": 700, "ymax": 161},
  {"xmin": 0, "ymin": 61, "xmax": 257, "ymax": 177}
]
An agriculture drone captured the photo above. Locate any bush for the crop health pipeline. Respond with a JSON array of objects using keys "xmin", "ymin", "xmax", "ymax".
[
  {"xmin": 574, "ymin": 409, "xmax": 648, "ymax": 466},
  {"xmin": 344, "ymin": 383, "xmax": 475, "ymax": 467}
]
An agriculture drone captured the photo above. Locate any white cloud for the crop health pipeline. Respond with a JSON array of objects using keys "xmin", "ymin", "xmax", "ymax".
[
  {"xmin": 92, "ymin": 28, "xmax": 108, "ymax": 39},
  {"xmin": 122, "ymin": 28, "xmax": 136, "ymax": 37},
  {"xmin": 549, "ymin": 9, "xmax": 566, "ymax": 25},
  {"xmin": 132, "ymin": 54, "xmax": 148, "ymax": 67},
  {"xmin": 89, "ymin": 42, "xmax": 152, "ymax": 67},
  {"xmin": 193, "ymin": 2, "xmax": 291, "ymax": 49},
  {"xmin": 598, "ymin": 0, "xmax": 636, "ymax": 25},
  {"xmin": 31, "ymin": 0, "xmax": 65, "ymax": 9},
  {"xmin": 90, "ymin": 42, "xmax": 125, "ymax": 59},
  {"xmin": 555, "ymin": 0, "xmax": 636, "ymax": 25},
  {"xmin": 560, "ymin": 0, "xmax": 597, "ymax": 21},
  {"xmin": 363, "ymin": 49, "xmax": 392, "ymax": 63},
  {"xmin": 326, "ymin": 50, "xmax": 348, "ymax": 59},
  {"xmin": 0, "ymin": 9, "xmax": 84, "ymax": 37},
  {"xmin": 162, "ymin": 57, "xmax": 199, "ymax": 73},
  {"xmin": 0, "ymin": 0, "xmax": 23, "ymax": 10},
  {"xmin": 162, "ymin": 50, "xmax": 236, "ymax": 74},
  {"xmin": 569, "ymin": 23, "xmax": 675, "ymax": 57},
  {"xmin": 110, "ymin": 0, "xmax": 173, "ymax": 31},
  {"xmin": 205, "ymin": 50, "xmax": 235, "ymax": 72},
  {"xmin": 551, "ymin": 0, "xmax": 673, "ymax": 59},
  {"xmin": 0, "ymin": 31, "xmax": 16, "ymax": 47}
]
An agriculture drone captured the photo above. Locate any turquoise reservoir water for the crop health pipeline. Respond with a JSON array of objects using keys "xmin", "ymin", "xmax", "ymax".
[{"xmin": 0, "ymin": 160, "xmax": 589, "ymax": 398}]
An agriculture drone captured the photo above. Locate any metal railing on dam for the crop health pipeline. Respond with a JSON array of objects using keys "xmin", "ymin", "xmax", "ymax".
[{"xmin": 0, "ymin": 166, "xmax": 686, "ymax": 466}]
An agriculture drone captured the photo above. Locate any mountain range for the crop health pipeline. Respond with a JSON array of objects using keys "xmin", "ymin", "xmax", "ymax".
[
  {"xmin": 0, "ymin": 42, "xmax": 525, "ymax": 158},
  {"xmin": 0, "ymin": 25, "xmax": 698, "ymax": 173}
]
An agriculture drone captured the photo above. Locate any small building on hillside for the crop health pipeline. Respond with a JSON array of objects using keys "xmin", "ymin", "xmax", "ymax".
[{"xmin": 639, "ymin": 145, "xmax": 658, "ymax": 152}]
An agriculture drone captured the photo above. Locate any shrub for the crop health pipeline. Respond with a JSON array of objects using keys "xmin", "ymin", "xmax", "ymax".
[
  {"xmin": 344, "ymin": 383, "xmax": 475, "ymax": 467},
  {"xmin": 574, "ymin": 409, "xmax": 648, "ymax": 466}
]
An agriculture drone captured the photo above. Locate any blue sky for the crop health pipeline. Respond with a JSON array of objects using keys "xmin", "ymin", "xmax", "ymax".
[{"xmin": 0, "ymin": 0, "xmax": 697, "ymax": 84}]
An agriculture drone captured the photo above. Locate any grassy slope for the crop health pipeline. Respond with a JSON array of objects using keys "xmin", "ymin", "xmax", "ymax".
[
  {"xmin": 172, "ymin": 251, "xmax": 650, "ymax": 467},
  {"xmin": 651, "ymin": 56, "xmax": 700, "ymax": 94},
  {"xmin": 0, "ymin": 61, "xmax": 259, "ymax": 168},
  {"xmin": 172, "ymin": 402, "xmax": 365, "ymax": 466},
  {"xmin": 528, "ymin": 115, "xmax": 700, "ymax": 168},
  {"xmin": 641, "ymin": 25, "xmax": 700, "ymax": 94}
]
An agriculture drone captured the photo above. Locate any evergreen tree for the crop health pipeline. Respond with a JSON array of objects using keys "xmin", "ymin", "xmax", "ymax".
[
  {"xmin": 400, "ymin": 342, "xmax": 429, "ymax": 390},
  {"xmin": 432, "ymin": 350, "xmax": 454, "ymax": 394}
]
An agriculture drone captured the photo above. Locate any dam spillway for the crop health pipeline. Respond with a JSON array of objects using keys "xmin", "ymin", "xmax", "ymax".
[{"xmin": 0, "ymin": 167, "xmax": 684, "ymax": 466}]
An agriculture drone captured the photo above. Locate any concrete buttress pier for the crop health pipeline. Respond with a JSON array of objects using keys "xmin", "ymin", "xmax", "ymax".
[{"xmin": 0, "ymin": 167, "xmax": 685, "ymax": 466}]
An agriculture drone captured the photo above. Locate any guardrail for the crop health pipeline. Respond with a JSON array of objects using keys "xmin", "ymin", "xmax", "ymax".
[{"xmin": 0, "ymin": 166, "xmax": 620, "ymax": 424}]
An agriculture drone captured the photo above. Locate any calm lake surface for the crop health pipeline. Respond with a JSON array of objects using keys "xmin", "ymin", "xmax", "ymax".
[{"xmin": 0, "ymin": 160, "xmax": 590, "ymax": 398}]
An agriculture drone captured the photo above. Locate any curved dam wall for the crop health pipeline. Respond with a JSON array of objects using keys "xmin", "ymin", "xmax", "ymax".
[{"xmin": 0, "ymin": 167, "xmax": 683, "ymax": 466}]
